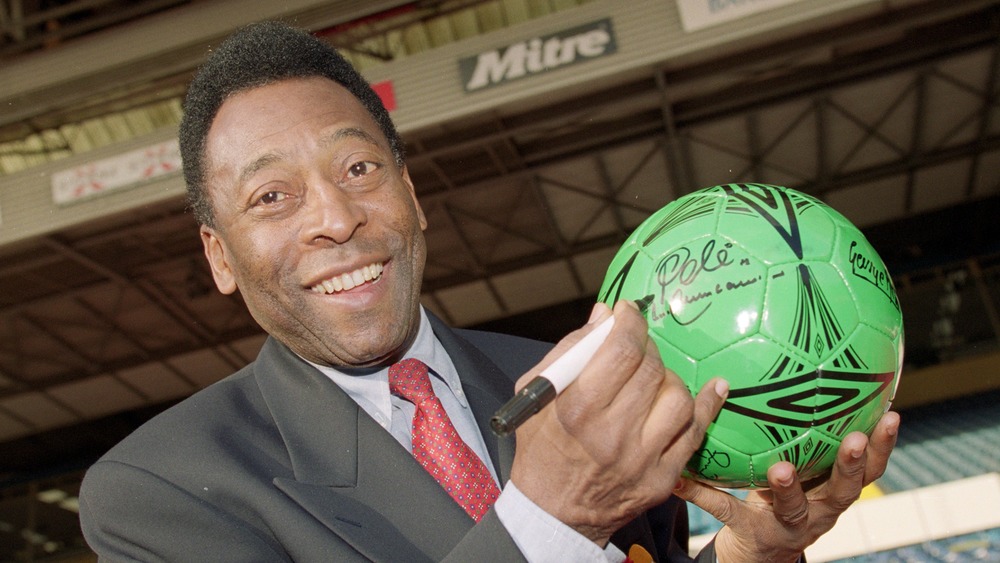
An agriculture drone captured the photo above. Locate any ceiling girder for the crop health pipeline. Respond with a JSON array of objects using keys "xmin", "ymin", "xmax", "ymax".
[
  {"xmin": 967, "ymin": 36, "xmax": 1000, "ymax": 197},
  {"xmin": 70, "ymin": 296, "xmax": 199, "ymax": 389},
  {"xmin": 903, "ymin": 70, "xmax": 929, "ymax": 212},
  {"xmin": 593, "ymin": 154, "xmax": 629, "ymax": 240},
  {"xmin": 655, "ymin": 71, "xmax": 696, "ymax": 196},
  {"xmin": 0, "ymin": 0, "xmax": 192, "ymax": 57}
]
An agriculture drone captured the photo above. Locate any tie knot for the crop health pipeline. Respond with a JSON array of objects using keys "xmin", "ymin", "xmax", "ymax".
[{"xmin": 388, "ymin": 358, "xmax": 434, "ymax": 403}]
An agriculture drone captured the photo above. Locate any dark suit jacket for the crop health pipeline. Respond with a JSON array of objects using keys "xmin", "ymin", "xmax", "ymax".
[{"xmin": 79, "ymin": 313, "xmax": 714, "ymax": 562}]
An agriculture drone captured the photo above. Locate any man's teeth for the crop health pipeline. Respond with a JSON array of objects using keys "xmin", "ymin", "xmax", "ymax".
[{"xmin": 311, "ymin": 263, "xmax": 384, "ymax": 294}]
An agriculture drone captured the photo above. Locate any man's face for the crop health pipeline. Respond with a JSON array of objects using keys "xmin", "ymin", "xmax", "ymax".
[{"xmin": 199, "ymin": 77, "xmax": 427, "ymax": 367}]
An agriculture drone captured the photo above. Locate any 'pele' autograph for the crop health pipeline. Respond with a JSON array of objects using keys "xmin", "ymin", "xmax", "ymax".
[{"xmin": 653, "ymin": 238, "xmax": 761, "ymax": 325}]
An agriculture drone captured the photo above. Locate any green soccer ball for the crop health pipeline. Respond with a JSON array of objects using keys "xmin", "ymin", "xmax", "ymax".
[{"xmin": 598, "ymin": 183, "xmax": 903, "ymax": 488}]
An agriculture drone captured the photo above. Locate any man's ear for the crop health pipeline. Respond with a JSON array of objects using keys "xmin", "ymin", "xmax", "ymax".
[{"xmin": 200, "ymin": 225, "xmax": 238, "ymax": 295}]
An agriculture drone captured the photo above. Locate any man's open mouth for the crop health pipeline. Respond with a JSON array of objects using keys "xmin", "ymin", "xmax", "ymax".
[{"xmin": 310, "ymin": 262, "xmax": 384, "ymax": 294}]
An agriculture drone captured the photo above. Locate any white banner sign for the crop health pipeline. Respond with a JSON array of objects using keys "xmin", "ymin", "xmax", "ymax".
[
  {"xmin": 675, "ymin": 0, "xmax": 807, "ymax": 32},
  {"xmin": 460, "ymin": 19, "xmax": 617, "ymax": 92},
  {"xmin": 51, "ymin": 139, "xmax": 181, "ymax": 205}
]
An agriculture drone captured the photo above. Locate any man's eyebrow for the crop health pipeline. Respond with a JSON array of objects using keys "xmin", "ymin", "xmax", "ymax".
[
  {"xmin": 235, "ymin": 128, "xmax": 384, "ymax": 187},
  {"xmin": 237, "ymin": 151, "xmax": 287, "ymax": 188},
  {"xmin": 319, "ymin": 127, "xmax": 383, "ymax": 150}
]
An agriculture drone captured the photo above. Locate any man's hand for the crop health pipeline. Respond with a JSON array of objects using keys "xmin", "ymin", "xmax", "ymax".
[
  {"xmin": 509, "ymin": 300, "xmax": 729, "ymax": 546},
  {"xmin": 675, "ymin": 410, "xmax": 900, "ymax": 563}
]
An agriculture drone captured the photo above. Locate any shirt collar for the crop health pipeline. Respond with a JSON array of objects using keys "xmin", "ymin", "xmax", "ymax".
[
  {"xmin": 304, "ymin": 307, "xmax": 470, "ymax": 416},
  {"xmin": 406, "ymin": 308, "xmax": 465, "ymax": 403}
]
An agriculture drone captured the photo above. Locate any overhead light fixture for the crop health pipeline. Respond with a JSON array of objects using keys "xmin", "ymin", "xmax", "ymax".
[
  {"xmin": 36, "ymin": 488, "xmax": 80, "ymax": 512},
  {"xmin": 36, "ymin": 489, "xmax": 67, "ymax": 504},
  {"xmin": 58, "ymin": 497, "xmax": 80, "ymax": 513}
]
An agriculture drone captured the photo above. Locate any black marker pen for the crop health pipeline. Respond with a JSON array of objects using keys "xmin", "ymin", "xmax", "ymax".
[{"xmin": 490, "ymin": 295, "xmax": 654, "ymax": 436}]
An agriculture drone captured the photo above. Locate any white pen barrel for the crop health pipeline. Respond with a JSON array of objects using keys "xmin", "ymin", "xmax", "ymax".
[{"xmin": 542, "ymin": 315, "xmax": 616, "ymax": 393}]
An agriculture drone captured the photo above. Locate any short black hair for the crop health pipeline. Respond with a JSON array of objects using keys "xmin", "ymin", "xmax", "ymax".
[{"xmin": 179, "ymin": 20, "xmax": 404, "ymax": 227}]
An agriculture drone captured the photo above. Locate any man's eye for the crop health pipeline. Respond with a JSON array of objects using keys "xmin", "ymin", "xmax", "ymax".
[
  {"xmin": 256, "ymin": 191, "xmax": 287, "ymax": 205},
  {"xmin": 347, "ymin": 160, "xmax": 379, "ymax": 178}
]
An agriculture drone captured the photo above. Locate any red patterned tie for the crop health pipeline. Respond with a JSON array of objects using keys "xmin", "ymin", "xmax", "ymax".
[{"xmin": 388, "ymin": 358, "xmax": 500, "ymax": 522}]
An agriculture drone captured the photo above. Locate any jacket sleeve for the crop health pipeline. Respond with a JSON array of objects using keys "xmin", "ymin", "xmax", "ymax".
[
  {"xmin": 442, "ymin": 510, "xmax": 527, "ymax": 563},
  {"xmin": 79, "ymin": 460, "xmax": 291, "ymax": 562}
]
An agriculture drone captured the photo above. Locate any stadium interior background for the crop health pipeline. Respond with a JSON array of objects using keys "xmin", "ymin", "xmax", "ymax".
[{"xmin": 1, "ymin": 0, "xmax": 998, "ymax": 561}]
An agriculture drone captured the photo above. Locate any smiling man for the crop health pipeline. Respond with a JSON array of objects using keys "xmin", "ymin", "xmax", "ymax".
[{"xmin": 78, "ymin": 22, "xmax": 898, "ymax": 562}]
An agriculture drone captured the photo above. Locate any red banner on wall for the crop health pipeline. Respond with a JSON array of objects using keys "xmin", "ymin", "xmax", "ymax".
[{"xmin": 372, "ymin": 80, "xmax": 396, "ymax": 112}]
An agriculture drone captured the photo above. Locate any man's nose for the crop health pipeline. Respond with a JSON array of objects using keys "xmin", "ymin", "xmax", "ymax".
[{"xmin": 299, "ymin": 182, "xmax": 366, "ymax": 245}]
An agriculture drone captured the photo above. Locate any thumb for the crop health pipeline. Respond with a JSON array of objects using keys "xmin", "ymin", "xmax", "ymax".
[{"xmin": 673, "ymin": 477, "xmax": 741, "ymax": 525}]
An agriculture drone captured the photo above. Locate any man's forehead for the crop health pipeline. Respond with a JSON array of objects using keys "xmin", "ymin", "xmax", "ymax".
[{"xmin": 205, "ymin": 77, "xmax": 388, "ymax": 162}]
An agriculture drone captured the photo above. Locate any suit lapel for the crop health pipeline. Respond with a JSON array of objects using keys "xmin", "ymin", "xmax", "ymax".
[
  {"xmin": 253, "ymin": 337, "xmax": 360, "ymax": 486},
  {"xmin": 253, "ymin": 336, "xmax": 482, "ymax": 561},
  {"xmin": 272, "ymin": 411, "xmax": 472, "ymax": 562}
]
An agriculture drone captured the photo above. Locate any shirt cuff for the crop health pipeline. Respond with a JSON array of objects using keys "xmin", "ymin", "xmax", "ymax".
[{"xmin": 494, "ymin": 480, "xmax": 627, "ymax": 563}]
